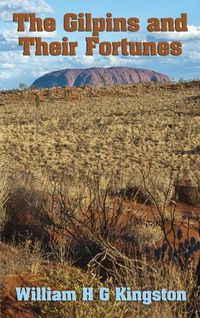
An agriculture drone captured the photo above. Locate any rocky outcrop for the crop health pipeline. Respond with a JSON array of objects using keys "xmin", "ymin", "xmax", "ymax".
[{"xmin": 31, "ymin": 67, "xmax": 170, "ymax": 89}]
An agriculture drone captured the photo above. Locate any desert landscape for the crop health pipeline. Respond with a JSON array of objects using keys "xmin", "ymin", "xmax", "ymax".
[{"xmin": 0, "ymin": 79, "xmax": 199, "ymax": 317}]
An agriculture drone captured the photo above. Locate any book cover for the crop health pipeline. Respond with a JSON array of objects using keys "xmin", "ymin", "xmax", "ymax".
[{"xmin": 0, "ymin": 1, "xmax": 199, "ymax": 317}]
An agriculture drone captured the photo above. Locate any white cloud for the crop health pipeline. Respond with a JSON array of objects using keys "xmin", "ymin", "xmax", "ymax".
[
  {"xmin": 0, "ymin": 49, "xmax": 69, "ymax": 88},
  {"xmin": 0, "ymin": 48, "xmax": 150, "ymax": 89},
  {"xmin": 0, "ymin": 30, "xmax": 19, "ymax": 51},
  {"xmin": 147, "ymin": 25, "xmax": 200, "ymax": 41},
  {"xmin": 0, "ymin": 25, "xmax": 57, "ymax": 52},
  {"xmin": 0, "ymin": 0, "xmax": 55, "ymax": 53},
  {"xmin": 0, "ymin": 0, "xmax": 53, "ymax": 21},
  {"xmin": 1, "ymin": 62, "xmax": 16, "ymax": 69},
  {"xmin": 105, "ymin": 55, "xmax": 145, "ymax": 66},
  {"xmin": 4, "ymin": 26, "xmax": 57, "ymax": 39},
  {"xmin": 0, "ymin": 71, "xmax": 14, "ymax": 80},
  {"xmin": 186, "ymin": 44, "xmax": 200, "ymax": 62},
  {"xmin": 68, "ymin": 54, "xmax": 146, "ymax": 70}
]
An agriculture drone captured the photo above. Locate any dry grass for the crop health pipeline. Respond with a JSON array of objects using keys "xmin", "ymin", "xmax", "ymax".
[
  {"xmin": 0, "ymin": 81, "xmax": 199, "ymax": 318},
  {"xmin": 1, "ymin": 82, "xmax": 200, "ymax": 193},
  {"xmin": 0, "ymin": 241, "xmax": 43, "ymax": 287},
  {"xmin": 1, "ymin": 242, "xmax": 198, "ymax": 318}
]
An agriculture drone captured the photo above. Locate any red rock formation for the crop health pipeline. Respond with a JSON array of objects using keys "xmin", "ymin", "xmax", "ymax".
[{"xmin": 31, "ymin": 67, "xmax": 170, "ymax": 89}]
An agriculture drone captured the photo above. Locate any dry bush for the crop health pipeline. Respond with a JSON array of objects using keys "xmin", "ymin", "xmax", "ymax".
[
  {"xmin": 35, "ymin": 247, "xmax": 199, "ymax": 318},
  {"xmin": 0, "ymin": 168, "xmax": 199, "ymax": 318},
  {"xmin": 2, "ymin": 169, "xmax": 199, "ymax": 269},
  {"xmin": 0, "ymin": 171, "xmax": 9, "ymax": 233},
  {"xmin": 173, "ymin": 168, "xmax": 200, "ymax": 207},
  {"xmin": 1, "ymin": 170, "xmax": 51, "ymax": 250},
  {"xmin": 0, "ymin": 241, "xmax": 42, "ymax": 286},
  {"xmin": 1, "ymin": 81, "xmax": 200, "ymax": 317}
]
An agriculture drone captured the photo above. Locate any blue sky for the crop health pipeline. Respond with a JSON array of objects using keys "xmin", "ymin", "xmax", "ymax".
[{"xmin": 0, "ymin": 0, "xmax": 199, "ymax": 89}]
